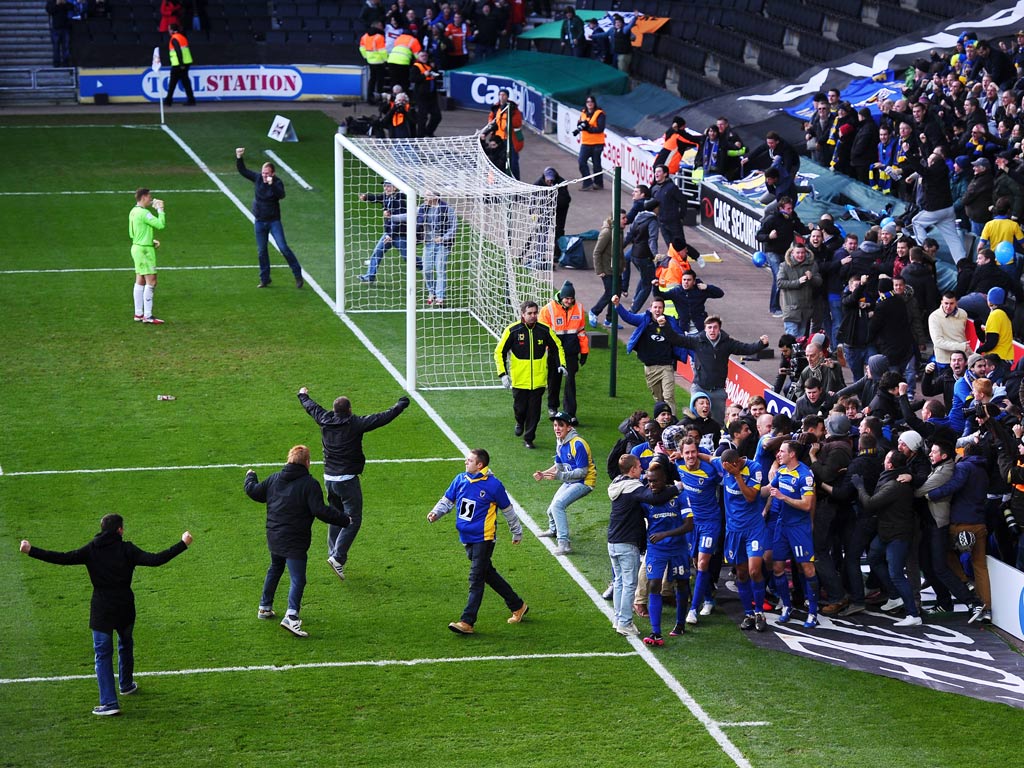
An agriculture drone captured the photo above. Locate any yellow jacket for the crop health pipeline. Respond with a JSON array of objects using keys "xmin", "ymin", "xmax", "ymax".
[{"xmin": 494, "ymin": 320, "xmax": 566, "ymax": 390}]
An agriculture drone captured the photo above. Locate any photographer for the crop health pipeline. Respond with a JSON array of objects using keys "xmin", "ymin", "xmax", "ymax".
[
  {"xmin": 484, "ymin": 88, "xmax": 523, "ymax": 179},
  {"xmin": 773, "ymin": 334, "xmax": 806, "ymax": 395},
  {"xmin": 576, "ymin": 95, "xmax": 606, "ymax": 191}
]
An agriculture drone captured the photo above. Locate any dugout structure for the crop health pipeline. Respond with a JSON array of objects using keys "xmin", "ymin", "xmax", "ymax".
[{"xmin": 334, "ymin": 133, "xmax": 558, "ymax": 390}]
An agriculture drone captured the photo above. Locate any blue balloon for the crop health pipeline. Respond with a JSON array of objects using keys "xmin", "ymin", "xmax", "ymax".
[
  {"xmin": 752, "ymin": 251, "xmax": 768, "ymax": 268},
  {"xmin": 995, "ymin": 240, "xmax": 1015, "ymax": 265}
]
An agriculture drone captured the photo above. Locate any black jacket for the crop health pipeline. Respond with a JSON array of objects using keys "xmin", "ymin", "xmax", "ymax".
[
  {"xmin": 856, "ymin": 468, "xmax": 916, "ymax": 542},
  {"xmin": 755, "ymin": 209, "xmax": 810, "ymax": 257},
  {"xmin": 607, "ymin": 475, "xmax": 679, "ymax": 550},
  {"xmin": 299, "ymin": 393, "xmax": 409, "ymax": 476},
  {"xmin": 29, "ymin": 531, "xmax": 187, "ymax": 632},
  {"xmin": 676, "ymin": 331, "xmax": 767, "ymax": 392},
  {"xmin": 237, "ymin": 157, "xmax": 288, "ymax": 221},
  {"xmin": 868, "ymin": 295, "xmax": 915, "ymax": 367},
  {"xmin": 245, "ymin": 462, "xmax": 350, "ymax": 559}
]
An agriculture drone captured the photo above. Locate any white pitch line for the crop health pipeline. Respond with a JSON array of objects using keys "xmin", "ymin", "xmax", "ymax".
[
  {"xmin": 0, "ymin": 190, "xmax": 220, "ymax": 196},
  {"xmin": 0, "ymin": 265, "xmax": 269, "ymax": 275},
  {"xmin": 718, "ymin": 721, "xmax": 771, "ymax": 728},
  {"xmin": 264, "ymin": 149, "xmax": 313, "ymax": 190},
  {"xmin": 1, "ymin": 457, "xmax": 462, "ymax": 478},
  {"xmin": 0, "ymin": 651, "xmax": 638, "ymax": 685},
  {"xmin": 159, "ymin": 125, "xmax": 753, "ymax": 768}
]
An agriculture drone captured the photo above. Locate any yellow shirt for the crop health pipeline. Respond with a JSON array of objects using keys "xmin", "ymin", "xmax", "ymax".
[
  {"xmin": 980, "ymin": 217, "xmax": 1023, "ymax": 248},
  {"xmin": 985, "ymin": 307, "xmax": 1014, "ymax": 362}
]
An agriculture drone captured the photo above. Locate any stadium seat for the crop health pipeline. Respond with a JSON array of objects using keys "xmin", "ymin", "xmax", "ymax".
[
  {"xmin": 303, "ymin": 17, "xmax": 328, "ymax": 31},
  {"xmin": 758, "ymin": 47, "xmax": 807, "ymax": 78},
  {"xmin": 766, "ymin": 2, "xmax": 824, "ymax": 33},
  {"xmin": 725, "ymin": 10, "xmax": 786, "ymax": 47},
  {"xmin": 807, "ymin": 0, "xmax": 864, "ymax": 18},
  {"xmin": 876, "ymin": 4, "xmax": 933, "ymax": 33}
]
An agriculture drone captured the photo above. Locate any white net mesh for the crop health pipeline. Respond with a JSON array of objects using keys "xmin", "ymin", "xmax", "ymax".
[{"xmin": 335, "ymin": 133, "xmax": 557, "ymax": 390}]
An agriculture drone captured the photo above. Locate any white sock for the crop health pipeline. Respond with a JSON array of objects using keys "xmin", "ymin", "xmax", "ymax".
[
  {"xmin": 133, "ymin": 284, "xmax": 144, "ymax": 315},
  {"xmin": 143, "ymin": 285, "xmax": 154, "ymax": 318}
]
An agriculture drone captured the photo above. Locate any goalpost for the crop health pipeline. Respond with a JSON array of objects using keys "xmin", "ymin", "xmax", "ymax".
[{"xmin": 334, "ymin": 133, "xmax": 558, "ymax": 391}]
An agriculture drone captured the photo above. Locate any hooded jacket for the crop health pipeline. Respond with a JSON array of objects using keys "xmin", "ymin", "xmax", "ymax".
[
  {"xmin": 299, "ymin": 393, "xmax": 409, "ymax": 476},
  {"xmin": 927, "ymin": 454, "xmax": 989, "ymax": 525},
  {"xmin": 777, "ymin": 249, "xmax": 821, "ymax": 323},
  {"xmin": 856, "ymin": 467, "xmax": 915, "ymax": 542},
  {"xmin": 607, "ymin": 475, "xmax": 679, "ymax": 549}
]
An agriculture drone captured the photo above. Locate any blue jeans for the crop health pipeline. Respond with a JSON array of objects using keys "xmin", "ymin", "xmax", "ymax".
[
  {"xmin": 765, "ymin": 252, "xmax": 781, "ymax": 313},
  {"xmin": 629, "ymin": 257, "xmax": 656, "ymax": 312},
  {"xmin": 326, "ymin": 477, "xmax": 362, "ymax": 565},
  {"xmin": 92, "ymin": 624, "xmax": 134, "ymax": 706},
  {"xmin": 783, "ymin": 320, "xmax": 802, "ymax": 337},
  {"xmin": 592, "ymin": 274, "xmax": 614, "ymax": 319},
  {"xmin": 868, "ymin": 536, "xmax": 918, "ymax": 617},
  {"xmin": 462, "ymin": 540, "xmax": 523, "ymax": 625},
  {"xmin": 261, "ymin": 555, "xmax": 307, "ymax": 616},
  {"xmin": 826, "ymin": 294, "xmax": 843, "ymax": 343},
  {"xmin": 578, "ymin": 144, "xmax": 604, "ymax": 188},
  {"xmin": 608, "ymin": 542, "xmax": 641, "ymax": 628},
  {"xmin": 545, "ymin": 482, "xmax": 593, "ymax": 543},
  {"xmin": 423, "ymin": 242, "xmax": 449, "ymax": 300},
  {"xmin": 844, "ymin": 345, "xmax": 874, "ymax": 381},
  {"xmin": 364, "ymin": 235, "xmax": 408, "ymax": 278},
  {"xmin": 254, "ymin": 218, "xmax": 302, "ymax": 284}
]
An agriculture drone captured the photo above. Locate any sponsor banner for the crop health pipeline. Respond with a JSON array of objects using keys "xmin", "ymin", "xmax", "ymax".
[
  {"xmin": 445, "ymin": 72, "xmax": 544, "ymax": 131},
  {"xmin": 698, "ymin": 182, "xmax": 762, "ymax": 254},
  {"xmin": 78, "ymin": 65, "xmax": 362, "ymax": 103},
  {"xmin": 555, "ymin": 103, "xmax": 655, "ymax": 188},
  {"xmin": 763, "ymin": 389, "xmax": 796, "ymax": 417},
  {"xmin": 989, "ymin": 556, "xmax": 1024, "ymax": 643}
]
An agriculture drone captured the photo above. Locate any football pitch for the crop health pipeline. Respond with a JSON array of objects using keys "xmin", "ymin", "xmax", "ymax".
[{"xmin": 0, "ymin": 110, "xmax": 1018, "ymax": 767}]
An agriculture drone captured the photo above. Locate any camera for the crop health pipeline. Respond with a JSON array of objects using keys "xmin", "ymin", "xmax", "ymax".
[
  {"xmin": 572, "ymin": 120, "xmax": 587, "ymax": 137},
  {"xmin": 1003, "ymin": 507, "xmax": 1020, "ymax": 534}
]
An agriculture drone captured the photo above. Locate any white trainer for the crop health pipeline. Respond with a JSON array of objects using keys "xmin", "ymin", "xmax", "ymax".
[
  {"xmin": 893, "ymin": 615, "xmax": 923, "ymax": 627},
  {"xmin": 280, "ymin": 614, "xmax": 309, "ymax": 637},
  {"xmin": 880, "ymin": 597, "xmax": 904, "ymax": 612},
  {"xmin": 699, "ymin": 600, "xmax": 715, "ymax": 617},
  {"xmin": 327, "ymin": 556, "xmax": 346, "ymax": 581},
  {"xmin": 685, "ymin": 609, "xmax": 699, "ymax": 625}
]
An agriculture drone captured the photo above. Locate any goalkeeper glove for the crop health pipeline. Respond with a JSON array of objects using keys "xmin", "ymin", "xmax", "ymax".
[
  {"xmin": 579, "ymin": 353, "xmax": 588, "ymax": 367},
  {"xmin": 501, "ymin": 374, "xmax": 512, "ymax": 389},
  {"xmin": 557, "ymin": 366, "xmax": 568, "ymax": 376}
]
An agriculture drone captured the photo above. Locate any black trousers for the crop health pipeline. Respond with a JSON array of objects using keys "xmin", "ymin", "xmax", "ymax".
[
  {"xmin": 547, "ymin": 353, "xmax": 579, "ymax": 418},
  {"xmin": 166, "ymin": 64, "xmax": 195, "ymax": 104},
  {"xmin": 512, "ymin": 387, "xmax": 544, "ymax": 442}
]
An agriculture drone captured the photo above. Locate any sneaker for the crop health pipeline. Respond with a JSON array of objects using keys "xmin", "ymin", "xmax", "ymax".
[
  {"xmin": 696, "ymin": 254, "xmax": 707, "ymax": 268},
  {"xmin": 142, "ymin": 317, "xmax": 164, "ymax": 324},
  {"xmin": 642, "ymin": 633, "xmax": 664, "ymax": 646},
  {"xmin": 548, "ymin": 408, "xmax": 557, "ymax": 417},
  {"xmin": 295, "ymin": 276, "xmax": 304, "ymax": 289},
  {"xmin": 754, "ymin": 612, "xmax": 767, "ymax": 632},
  {"xmin": 133, "ymin": 314, "xmax": 143, "ymax": 322},
  {"xmin": 357, "ymin": 274, "xmax": 376, "ymax": 283},
  {"xmin": 981, "ymin": 608, "xmax": 992, "ymax": 623},
  {"xmin": 120, "ymin": 682, "xmax": 139, "ymax": 696},
  {"xmin": 669, "ymin": 623, "xmax": 686, "ymax": 636},
  {"xmin": 588, "ymin": 311, "xmax": 598, "ymax": 328},
  {"xmin": 257, "ymin": 280, "xmax": 271, "ymax": 288},
  {"xmin": 968, "ymin": 603, "xmax": 986, "ymax": 624},
  {"xmin": 770, "ymin": 310, "xmax": 784, "ymax": 318},
  {"xmin": 448, "ymin": 620, "xmax": 474, "ymax": 635},
  {"xmin": 699, "ymin": 600, "xmax": 715, "ymax": 617},
  {"xmin": 280, "ymin": 614, "xmax": 308, "ymax": 637},
  {"xmin": 601, "ymin": 583, "xmax": 614, "ymax": 600},
  {"xmin": 507, "ymin": 604, "xmax": 529, "ymax": 623},
  {"xmin": 839, "ymin": 602, "xmax": 866, "ymax": 618},
  {"xmin": 327, "ymin": 556, "xmax": 345, "ymax": 581},
  {"xmin": 616, "ymin": 622, "xmax": 640, "ymax": 637},
  {"xmin": 803, "ymin": 614, "xmax": 819, "ymax": 629},
  {"xmin": 426, "ymin": 295, "xmax": 435, "ymax": 305},
  {"xmin": 778, "ymin": 606, "xmax": 792, "ymax": 624},
  {"xmin": 537, "ymin": 529, "xmax": 556, "ymax": 538},
  {"xmin": 602, "ymin": 319, "xmax": 612, "ymax": 328},
  {"xmin": 893, "ymin": 615, "xmax": 923, "ymax": 627},
  {"xmin": 685, "ymin": 609, "xmax": 698, "ymax": 625},
  {"xmin": 92, "ymin": 703, "xmax": 121, "ymax": 716},
  {"xmin": 880, "ymin": 597, "xmax": 904, "ymax": 612},
  {"xmin": 924, "ymin": 604, "xmax": 953, "ymax": 616},
  {"xmin": 523, "ymin": 440, "xmax": 536, "ymax": 449},
  {"xmin": 258, "ymin": 606, "xmax": 275, "ymax": 619},
  {"xmin": 553, "ymin": 542, "xmax": 572, "ymax": 556},
  {"xmin": 740, "ymin": 614, "xmax": 756, "ymax": 631},
  {"xmin": 633, "ymin": 603, "xmax": 649, "ymax": 618}
]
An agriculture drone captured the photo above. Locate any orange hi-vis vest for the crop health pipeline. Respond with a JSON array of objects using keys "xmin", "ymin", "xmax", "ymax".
[
  {"xmin": 168, "ymin": 31, "xmax": 192, "ymax": 66},
  {"xmin": 359, "ymin": 32, "xmax": 387, "ymax": 64},
  {"xmin": 539, "ymin": 299, "xmax": 590, "ymax": 354},
  {"xmin": 579, "ymin": 108, "xmax": 605, "ymax": 145}
]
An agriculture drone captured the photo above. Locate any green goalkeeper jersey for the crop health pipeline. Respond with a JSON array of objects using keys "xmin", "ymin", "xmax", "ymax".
[{"xmin": 128, "ymin": 205, "xmax": 165, "ymax": 247}]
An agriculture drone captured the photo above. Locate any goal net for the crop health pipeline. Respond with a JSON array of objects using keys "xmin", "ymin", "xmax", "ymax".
[{"xmin": 334, "ymin": 133, "xmax": 558, "ymax": 390}]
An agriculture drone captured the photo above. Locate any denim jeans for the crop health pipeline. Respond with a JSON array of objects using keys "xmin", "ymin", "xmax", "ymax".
[
  {"xmin": 591, "ymin": 274, "xmax": 614, "ymax": 319},
  {"xmin": 545, "ymin": 482, "xmax": 593, "ymax": 542},
  {"xmin": 783, "ymin": 320, "xmax": 802, "ymax": 337},
  {"xmin": 765, "ymin": 252, "xmax": 781, "ymax": 313},
  {"xmin": 423, "ymin": 242, "xmax": 449, "ymax": 300},
  {"xmin": 608, "ymin": 542, "xmax": 641, "ymax": 628},
  {"xmin": 844, "ymin": 345, "xmax": 874, "ymax": 381},
  {"xmin": 93, "ymin": 624, "xmax": 134, "ymax": 706},
  {"xmin": 254, "ymin": 218, "xmax": 302, "ymax": 284},
  {"xmin": 326, "ymin": 477, "xmax": 362, "ymax": 565},
  {"xmin": 261, "ymin": 555, "xmax": 307, "ymax": 616},
  {"xmin": 827, "ymin": 294, "xmax": 843, "ymax": 343},
  {"xmin": 578, "ymin": 144, "xmax": 604, "ymax": 187},
  {"xmin": 364, "ymin": 235, "xmax": 408, "ymax": 278},
  {"xmin": 868, "ymin": 536, "xmax": 917, "ymax": 616},
  {"xmin": 629, "ymin": 257, "xmax": 656, "ymax": 312},
  {"xmin": 462, "ymin": 540, "xmax": 523, "ymax": 625}
]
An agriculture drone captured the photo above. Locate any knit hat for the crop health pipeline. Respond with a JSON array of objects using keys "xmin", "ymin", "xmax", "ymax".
[
  {"xmin": 558, "ymin": 280, "xmax": 576, "ymax": 300},
  {"xmin": 825, "ymin": 413, "xmax": 852, "ymax": 437},
  {"xmin": 967, "ymin": 352, "xmax": 984, "ymax": 368},
  {"xmin": 543, "ymin": 167, "xmax": 557, "ymax": 180},
  {"xmin": 691, "ymin": 391, "xmax": 710, "ymax": 406},
  {"xmin": 877, "ymin": 277, "xmax": 894, "ymax": 293},
  {"xmin": 988, "ymin": 286, "xmax": 1005, "ymax": 305},
  {"xmin": 653, "ymin": 401, "xmax": 673, "ymax": 418},
  {"xmin": 881, "ymin": 222, "xmax": 898, "ymax": 234},
  {"xmin": 867, "ymin": 354, "xmax": 890, "ymax": 379},
  {"xmin": 898, "ymin": 429, "xmax": 923, "ymax": 453},
  {"xmin": 954, "ymin": 155, "xmax": 970, "ymax": 169}
]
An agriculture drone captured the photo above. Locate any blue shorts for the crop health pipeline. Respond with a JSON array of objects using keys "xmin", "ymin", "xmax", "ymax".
[
  {"xmin": 772, "ymin": 523, "xmax": 815, "ymax": 563},
  {"xmin": 690, "ymin": 520, "xmax": 723, "ymax": 558},
  {"xmin": 645, "ymin": 548, "xmax": 690, "ymax": 582},
  {"xmin": 725, "ymin": 524, "xmax": 770, "ymax": 563}
]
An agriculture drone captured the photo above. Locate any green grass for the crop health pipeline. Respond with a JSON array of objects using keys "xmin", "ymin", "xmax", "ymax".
[{"xmin": 1, "ymin": 110, "xmax": 1020, "ymax": 768}]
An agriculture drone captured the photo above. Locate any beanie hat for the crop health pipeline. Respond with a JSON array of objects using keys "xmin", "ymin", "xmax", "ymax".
[
  {"xmin": 653, "ymin": 401, "xmax": 673, "ymax": 418},
  {"xmin": 967, "ymin": 352, "xmax": 984, "ymax": 368},
  {"xmin": 898, "ymin": 429, "xmax": 923, "ymax": 453},
  {"xmin": 691, "ymin": 390, "xmax": 710, "ymax": 406},
  {"xmin": 825, "ymin": 413, "xmax": 851, "ymax": 437},
  {"xmin": 867, "ymin": 354, "xmax": 890, "ymax": 379},
  {"xmin": 882, "ymin": 222, "xmax": 898, "ymax": 234},
  {"xmin": 955, "ymin": 155, "xmax": 970, "ymax": 169},
  {"xmin": 988, "ymin": 286, "xmax": 1005, "ymax": 305},
  {"xmin": 559, "ymin": 280, "xmax": 575, "ymax": 300}
]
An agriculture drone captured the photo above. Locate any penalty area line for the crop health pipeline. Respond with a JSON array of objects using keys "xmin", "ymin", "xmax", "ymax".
[
  {"xmin": 1, "ymin": 457, "xmax": 463, "ymax": 477},
  {"xmin": 0, "ymin": 265, "xmax": 291, "ymax": 275},
  {"xmin": 0, "ymin": 189, "xmax": 220, "ymax": 196},
  {"xmin": 0, "ymin": 651, "xmax": 638, "ymax": 685}
]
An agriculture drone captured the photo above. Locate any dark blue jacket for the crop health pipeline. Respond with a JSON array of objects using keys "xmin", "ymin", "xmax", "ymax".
[
  {"xmin": 238, "ymin": 157, "xmax": 288, "ymax": 222},
  {"xmin": 927, "ymin": 454, "xmax": 989, "ymax": 524},
  {"xmin": 614, "ymin": 305, "xmax": 689, "ymax": 367},
  {"xmin": 654, "ymin": 282, "xmax": 724, "ymax": 331}
]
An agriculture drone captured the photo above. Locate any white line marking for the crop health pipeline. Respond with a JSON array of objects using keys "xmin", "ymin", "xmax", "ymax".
[
  {"xmin": 0, "ymin": 265, "xmax": 270, "ymax": 275},
  {"xmin": 0, "ymin": 124, "xmax": 159, "ymax": 130},
  {"xmin": 264, "ymin": 149, "xmax": 313, "ymax": 190},
  {"xmin": 718, "ymin": 721, "xmax": 771, "ymax": 728},
  {"xmin": 0, "ymin": 190, "xmax": 219, "ymax": 196},
  {"xmin": 0, "ymin": 651, "xmax": 638, "ymax": 685},
  {"xmin": 159, "ymin": 124, "xmax": 753, "ymax": 768},
  {"xmin": 1, "ymin": 458, "xmax": 462, "ymax": 477}
]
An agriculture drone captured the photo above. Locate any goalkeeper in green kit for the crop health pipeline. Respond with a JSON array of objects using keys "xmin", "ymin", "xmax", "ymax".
[{"xmin": 129, "ymin": 188, "xmax": 166, "ymax": 324}]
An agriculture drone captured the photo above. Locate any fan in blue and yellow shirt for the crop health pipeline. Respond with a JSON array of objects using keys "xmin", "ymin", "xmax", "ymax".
[{"xmin": 533, "ymin": 412, "xmax": 595, "ymax": 556}]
